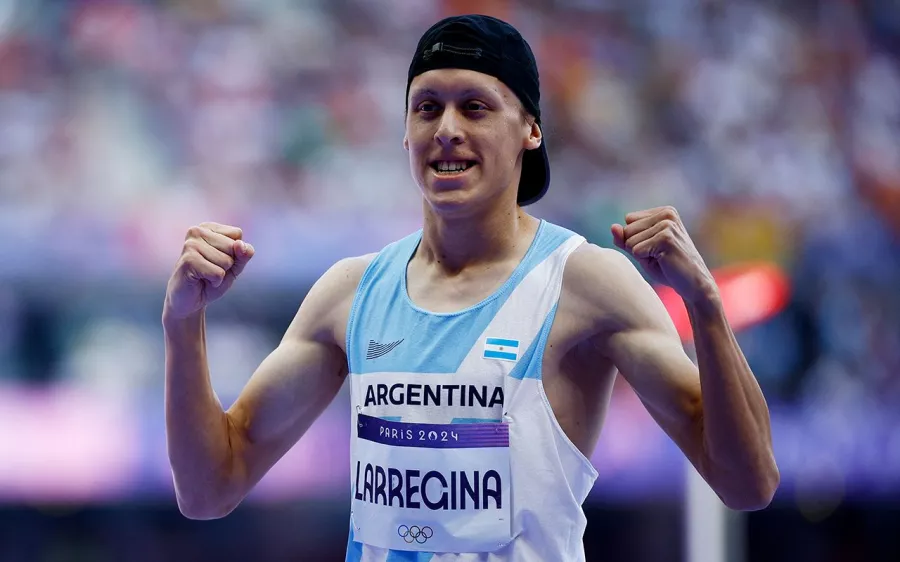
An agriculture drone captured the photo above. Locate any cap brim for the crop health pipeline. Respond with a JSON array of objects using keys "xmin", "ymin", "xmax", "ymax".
[{"xmin": 517, "ymin": 137, "xmax": 550, "ymax": 206}]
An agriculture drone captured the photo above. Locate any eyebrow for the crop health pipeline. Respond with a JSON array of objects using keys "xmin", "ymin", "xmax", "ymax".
[{"xmin": 410, "ymin": 87, "xmax": 496, "ymax": 101}]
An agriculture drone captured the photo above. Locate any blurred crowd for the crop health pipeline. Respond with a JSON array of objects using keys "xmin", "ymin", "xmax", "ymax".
[
  {"xmin": 3, "ymin": 3, "xmax": 900, "ymax": 560},
  {"xmin": 2, "ymin": 0, "xmax": 900, "ymax": 414}
]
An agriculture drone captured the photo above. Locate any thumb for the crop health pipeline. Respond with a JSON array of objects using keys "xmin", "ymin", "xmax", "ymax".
[
  {"xmin": 611, "ymin": 224, "xmax": 626, "ymax": 251},
  {"xmin": 230, "ymin": 240, "xmax": 255, "ymax": 277}
]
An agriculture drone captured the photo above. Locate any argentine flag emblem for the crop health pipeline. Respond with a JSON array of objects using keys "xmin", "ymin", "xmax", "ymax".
[{"xmin": 483, "ymin": 338, "xmax": 520, "ymax": 362}]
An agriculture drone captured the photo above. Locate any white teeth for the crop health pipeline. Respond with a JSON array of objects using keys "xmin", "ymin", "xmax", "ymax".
[{"xmin": 436, "ymin": 161, "xmax": 470, "ymax": 172}]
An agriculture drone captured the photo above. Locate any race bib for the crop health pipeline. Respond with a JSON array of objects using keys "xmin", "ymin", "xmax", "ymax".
[{"xmin": 350, "ymin": 414, "xmax": 512, "ymax": 553}]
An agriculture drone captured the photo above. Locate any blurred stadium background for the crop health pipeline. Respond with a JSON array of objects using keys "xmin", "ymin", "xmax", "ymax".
[{"xmin": 2, "ymin": 0, "xmax": 900, "ymax": 560}]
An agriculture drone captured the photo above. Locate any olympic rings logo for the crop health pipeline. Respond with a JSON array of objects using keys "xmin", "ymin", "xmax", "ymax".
[{"xmin": 398, "ymin": 524, "xmax": 434, "ymax": 544}]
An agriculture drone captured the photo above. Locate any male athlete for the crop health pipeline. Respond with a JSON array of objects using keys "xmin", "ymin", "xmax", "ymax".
[{"xmin": 163, "ymin": 15, "xmax": 778, "ymax": 562}]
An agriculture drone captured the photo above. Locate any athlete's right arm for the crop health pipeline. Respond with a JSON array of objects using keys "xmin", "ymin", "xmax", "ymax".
[{"xmin": 162, "ymin": 222, "xmax": 373, "ymax": 520}]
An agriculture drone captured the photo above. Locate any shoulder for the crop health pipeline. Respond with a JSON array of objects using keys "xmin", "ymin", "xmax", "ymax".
[
  {"xmin": 565, "ymin": 242, "xmax": 642, "ymax": 288},
  {"xmin": 562, "ymin": 243, "xmax": 674, "ymax": 335},
  {"xmin": 563, "ymin": 243, "xmax": 649, "ymax": 308},
  {"xmin": 308, "ymin": 253, "xmax": 378, "ymax": 308},
  {"xmin": 286, "ymin": 253, "xmax": 377, "ymax": 344},
  {"xmin": 315, "ymin": 226, "xmax": 424, "ymax": 300},
  {"xmin": 325, "ymin": 253, "xmax": 379, "ymax": 286}
]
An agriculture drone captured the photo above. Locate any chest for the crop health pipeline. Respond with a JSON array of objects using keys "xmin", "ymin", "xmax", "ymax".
[
  {"xmin": 405, "ymin": 258, "xmax": 521, "ymax": 314},
  {"xmin": 348, "ymin": 264, "xmax": 564, "ymax": 422}
]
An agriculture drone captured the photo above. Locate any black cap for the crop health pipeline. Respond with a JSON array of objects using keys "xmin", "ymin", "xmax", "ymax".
[{"xmin": 406, "ymin": 14, "xmax": 549, "ymax": 206}]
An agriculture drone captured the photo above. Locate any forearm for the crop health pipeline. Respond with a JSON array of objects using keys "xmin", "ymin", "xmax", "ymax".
[
  {"xmin": 687, "ymin": 291, "xmax": 779, "ymax": 510},
  {"xmin": 163, "ymin": 309, "xmax": 241, "ymax": 518}
]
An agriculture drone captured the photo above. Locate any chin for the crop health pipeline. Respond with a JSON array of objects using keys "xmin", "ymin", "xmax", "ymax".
[
  {"xmin": 424, "ymin": 189, "xmax": 472, "ymax": 211},
  {"xmin": 420, "ymin": 185, "xmax": 482, "ymax": 215}
]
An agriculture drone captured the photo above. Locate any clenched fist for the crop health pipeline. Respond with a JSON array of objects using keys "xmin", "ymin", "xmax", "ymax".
[
  {"xmin": 164, "ymin": 222, "xmax": 255, "ymax": 319},
  {"xmin": 611, "ymin": 206, "xmax": 717, "ymax": 305}
]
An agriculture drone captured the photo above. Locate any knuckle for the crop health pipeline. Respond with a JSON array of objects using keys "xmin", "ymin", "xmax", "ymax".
[
  {"xmin": 198, "ymin": 221, "xmax": 241, "ymax": 239},
  {"xmin": 661, "ymin": 227, "xmax": 676, "ymax": 241},
  {"xmin": 175, "ymin": 256, "xmax": 196, "ymax": 276},
  {"xmin": 184, "ymin": 248, "xmax": 206, "ymax": 264},
  {"xmin": 185, "ymin": 225, "xmax": 206, "ymax": 240},
  {"xmin": 183, "ymin": 240, "xmax": 207, "ymax": 259}
]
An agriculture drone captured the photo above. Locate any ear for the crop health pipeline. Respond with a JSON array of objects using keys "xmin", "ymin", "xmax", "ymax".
[
  {"xmin": 524, "ymin": 121, "xmax": 542, "ymax": 151},
  {"xmin": 403, "ymin": 134, "xmax": 409, "ymax": 151}
]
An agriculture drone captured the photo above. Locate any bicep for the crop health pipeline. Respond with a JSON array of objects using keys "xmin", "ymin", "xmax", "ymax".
[
  {"xmin": 608, "ymin": 327, "xmax": 701, "ymax": 432},
  {"xmin": 226, "ymin": 332, "xmax": 347, "ymax": 487},
  {"xmin": 607, "ymin": 324, "xmax": 706, "ymax": 473},
  {"xmin": 223, "ymin": 256, "xmax": 368, "ymax": 490},
  {"xmin": 582, "ymin": 249, "xmax": 705, "ymax": 466}
]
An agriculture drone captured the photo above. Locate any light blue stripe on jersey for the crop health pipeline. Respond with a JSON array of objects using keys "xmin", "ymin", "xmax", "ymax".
[
  {"xmin": 346, "ymin": 537, "xmax": 436, "ymax": 562},
  {"xmin": 485, "ymin": 337, "xmax": 519, "ymax": 347},
  {"xmin": 346, "ymin": 220, "xmax": 578, "ymax": 376},
  {"xmin": 386, "ymin": 551, "xmax": 435, "ymax": 562},
  {"xmin": 346, "ymin": 523, "xmax": 363, "ymax": 562},
  {"xmin": 483, "ymin": 350, "xmax": 517, "ymax": 361},
  {"xmin": 508, "ymin": 303, "xmax": 559, "ymax": 381}
]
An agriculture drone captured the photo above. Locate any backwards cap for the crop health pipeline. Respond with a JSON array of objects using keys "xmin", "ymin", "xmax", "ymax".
[{"xmin": 406, "ymin": 14, "xmax": 550, "ymax": 206}]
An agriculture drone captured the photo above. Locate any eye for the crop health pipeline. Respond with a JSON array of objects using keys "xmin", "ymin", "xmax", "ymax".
[
  {"xmin": 416, "ymin": 101, "xmax": 440, "ymax": 113},
  {"xmin": 464, "ymin": 101, "xmax": 488, "ymax": 112}
]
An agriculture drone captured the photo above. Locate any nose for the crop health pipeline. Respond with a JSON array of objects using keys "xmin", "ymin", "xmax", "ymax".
[{"xmin": 435, "ymin": 107, "xmax": 464, "ymax": 147}]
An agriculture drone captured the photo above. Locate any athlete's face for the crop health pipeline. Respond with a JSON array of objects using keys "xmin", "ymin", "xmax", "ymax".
[{"xmin": 404, "ymin": 69, "xmax": 542, "ymax": 212}]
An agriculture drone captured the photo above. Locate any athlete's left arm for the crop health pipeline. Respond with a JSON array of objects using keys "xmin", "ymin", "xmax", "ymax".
[{"xmin": 571, "ymin": 209, "xmax": 779, "ymax": 511}]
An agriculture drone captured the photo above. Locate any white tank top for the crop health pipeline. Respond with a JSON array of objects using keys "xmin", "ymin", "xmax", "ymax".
[{"xmin": 344, "ymin": 220, "xmax": 598, "ymax": 562}]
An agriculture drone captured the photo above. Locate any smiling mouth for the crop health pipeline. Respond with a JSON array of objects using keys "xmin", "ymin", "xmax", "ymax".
[{"xmin": 430, "ymin": 161, "xmax": 477, "ymax": 175}]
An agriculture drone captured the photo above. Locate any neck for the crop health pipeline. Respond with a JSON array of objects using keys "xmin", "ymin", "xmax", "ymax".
[{"xmin": 418, "ymin": 201, "xmax": 538, "ymax": 272}]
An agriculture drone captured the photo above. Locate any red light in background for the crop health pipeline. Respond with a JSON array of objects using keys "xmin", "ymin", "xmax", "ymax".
[{"xmin": 656, "ymin": 262, "xmax": 792, "ymax": 342}]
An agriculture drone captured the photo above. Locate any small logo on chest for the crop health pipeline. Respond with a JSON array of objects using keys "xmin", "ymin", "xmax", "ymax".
[
  {"xmin": 483, "ymin": 337, "xmax": 520, "ymax": 362},
  {"xmin": 366, "ymin": 339, "xmax": 404, "ymax": 360}
]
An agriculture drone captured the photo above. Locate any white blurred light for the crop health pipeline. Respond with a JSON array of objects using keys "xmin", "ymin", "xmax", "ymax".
[
  {"xmin": 64, "ymin": 319, "xmax": 160, "ymax": 397},
  {"xmin": 206, "ymin": 322, "xmax": 274, "ymax": 399}
]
